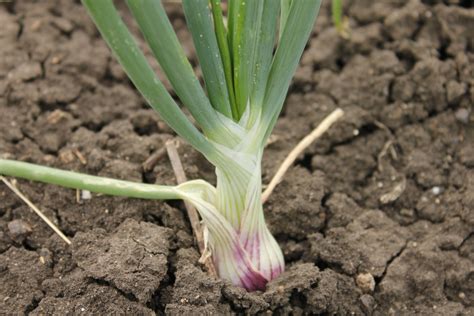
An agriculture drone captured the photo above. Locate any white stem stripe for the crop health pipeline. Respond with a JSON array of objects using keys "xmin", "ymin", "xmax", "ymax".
[{"xmin": 262, "ymin": 108, "xmax": 344, "ymax": 203}]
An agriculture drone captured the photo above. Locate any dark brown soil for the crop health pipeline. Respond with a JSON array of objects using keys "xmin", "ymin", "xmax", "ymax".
[{"xmin": 1, "ymin": 0, "xmax": 473, "ymax": 315}]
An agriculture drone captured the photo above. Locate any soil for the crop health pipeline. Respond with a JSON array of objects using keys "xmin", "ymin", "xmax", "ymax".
[{"xmin": 0, "ymin": 0, "xmax": 473, "ymax": 315}]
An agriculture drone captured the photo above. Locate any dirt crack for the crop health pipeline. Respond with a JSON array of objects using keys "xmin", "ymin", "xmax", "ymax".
[
  {"xmin": 458, "ymin": 231, "xmax": 473, "ymax": 252},
  {"xmin": 88, "ymin": 277, "xmax": 139, "ymax": 303},
  {"xmin": 24, "ymin": 296, "xmax": 42, "ymax": 315},
  {"xmin": 375, "ymin": 240, "xmax": 409, "ymax": 286},
  {"xmin": 131, "ymin": 237, "xmax": 168, "ymax": 257}
]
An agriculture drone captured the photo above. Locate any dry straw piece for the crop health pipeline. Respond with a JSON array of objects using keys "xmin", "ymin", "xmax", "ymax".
[{"xmin": 1, "ymin": 176, "xmax": 72, "ymax": 245}]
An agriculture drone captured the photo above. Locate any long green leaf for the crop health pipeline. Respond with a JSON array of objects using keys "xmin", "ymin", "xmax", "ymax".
[
  {"xmin": 260, "ymin": 0, "xmax": 321, "ymax": 145},
  {"xmin": 210, "ymin": 0, "xmax": 238, "ymax": 120},
  {"xmin": 0, "ymin": 160, "xmax": 180, "ymax": 200},
  {"xmin": 232, "ymin": 0, "xmax": 264, "ymax": 119},
  {"xmin": 126, "ymin": 0, "xmax": 232, "ymax": 142},
  {"xmin": 182, "ymin": 0, "xmax": 232, "ymax": 118},
  {"xmin": 248, "ymin": 0, "xmax": 280, "ymax": 124},
  {"xmin": 332, "ymin": 0, "xmax": 349, "ymax": 37},
  {"xmin": 279, "ymin": 0, "xmax": 292, "ymax": 41},
  {"xmin": 227, "ymin": 0, "xmax": 239, "ymax": 54},
  {"xmin": 81, "ymin": 0, "xmax": 215, "ymax": 160},
  {"xmin": 332, "ymin": 0, "xmax": 343, "ymax": 30}
]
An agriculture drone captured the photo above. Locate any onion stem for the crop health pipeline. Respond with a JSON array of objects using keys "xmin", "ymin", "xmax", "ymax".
[{"xmin": 0, "ymin": 160, "xmax": 180, "ymax": 200}]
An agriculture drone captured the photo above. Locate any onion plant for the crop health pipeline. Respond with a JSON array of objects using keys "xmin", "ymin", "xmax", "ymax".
[
  {"xmin": 332, "ymin": 0, "xmax": 343, "ymax": 31},
  {"xmin": 0, "ymin": 0, "xmax": 321, "ymax": 291},
  {"xmin": 332, "ymin": 0, "xmax": 349, "ymax": 37}
]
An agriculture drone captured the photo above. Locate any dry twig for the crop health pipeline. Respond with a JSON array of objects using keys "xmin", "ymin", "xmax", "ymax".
[
  {"xmin": 142, "ymin": 147, "xmax": 167, "ymax": 172},
  {"xmin": 165, "ymin": 140, "xmax": 217, "ymax": 277},
  {"xmin": 0, "ymin": 176, "xmax": 72, "ymax": 245},
  {"xmin": 262, "ymin": 108, "xmax": 344, "ymax": 203},
  {"xmin": 373, "ymin": 121, "xmax": 406, "ymax": 203},
  {"xmin": 374, "ymin": 120, "xmax": 398, "ymax": 172},
  {"xmin": 379, "ymin": 176, "xmax": 407, "ymax": 204},
  {"xmin": 73, "ymin": 148, "xmax": 88, "ymax": 165}
]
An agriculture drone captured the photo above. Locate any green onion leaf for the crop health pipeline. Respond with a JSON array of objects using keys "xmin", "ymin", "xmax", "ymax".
[
  {"xmin": 279, "ymin": 0, "xmax": 292, "ymax": 41},
  {"xmin": 126, "ymin": 0, "xmax": 232, "ymax": 142},
  {"xmin": 332, "ymin": 0, "xmax": 349, "ymax": 38},
  {"xmin": 231, "ymin": 0, "xmax": 264, "ymax": 119},
  {"xmin": 260, "ymin": 0, "xmax": 322, "ymax": 145},
  {"xmin": 0, "ymin": 160, "xmax": 180, "ymax": 200},
  {"xmin": 182, "ymin": 0, "xmax": 232, "ymax": 118},
  {"xmin": 227, "ymin": 0, "xmax": 239, "ymax": 55},
  {"xmin": 248, "ymin": 0, "xmax": 280, "ymax": 124},
  {"xmin": 82, "ymin": 0, "xmax": 215, "ymax": 160},
  {"xmin": 210, "ymin": 0, "xmax": 238, "ymax": 120},
  {"xmin": 332, "ymin": 0, "xmax": 343, "ymax": 31}
]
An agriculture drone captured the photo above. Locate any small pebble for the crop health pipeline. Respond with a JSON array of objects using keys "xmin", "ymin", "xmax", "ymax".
[
  {"xmin": 52, "ymin": 17, "xmax": 73, "ymax": 33},
  {"xmin": 356, "ymin": 273, "xmax": 375, "ymax": 293},
  {"xmin": 7, "ymin": 219, "xmax": 32, "ymax": 239},
  {"xmin": 51, "ymin": 56, "xmax": 62, "ymax": 65},
  {"xmin": 353, "ymin": 129, "xmax": 359, "ymax": 136},
  {"xmin": 59, "ymin": 150, "xmax": 76, "ymax": 163},
  {"xmin": 31, "ymin": 20, "xmax": 42, "ymax": 31},
  {"xmin": 81, "ymin": 190, "xmax": 92, "ymax": 200},
  {"xmin": 455, "ymin": 108, "xmax": 470, "ymax": 124},
  {"xmin": 38, "ymin": 248, "xmax": 53, "ymax": 266},
  {"xmin": 400, "ymin": 208, "xmax": 414, "ymax": 217},
  {"xmin": 359, "ymin": 294, "xmax": 375, "ymax": 314},
  {"xmin": 431, "ymin": 186, "xmax": 442, "ymax": 195},
  {"xmin": 7, "ymin": 62, "xmax": 42, "ymax": 82}
]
